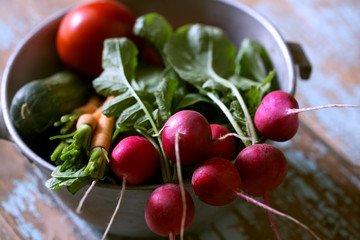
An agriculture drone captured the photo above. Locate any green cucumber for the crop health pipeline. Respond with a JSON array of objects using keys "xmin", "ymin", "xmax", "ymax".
[{"xmin": 10, "ymin": 70, "xmax": 92, "ymax": 137}]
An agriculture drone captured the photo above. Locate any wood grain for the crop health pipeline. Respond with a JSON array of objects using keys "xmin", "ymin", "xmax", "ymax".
[{"xmin": 243, "ymin": 0, "xmax": 360, "ymax": 166}]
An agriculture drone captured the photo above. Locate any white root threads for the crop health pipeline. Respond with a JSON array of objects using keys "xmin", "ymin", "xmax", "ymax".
[
  {"xmin": 175, "ymin": 132, "xmax": 186, "ymax": 240},
  {"xmin": 76, "ymin": 179, "xmax": 99, "ymax": 214},
  {"xmin": 101, "ymin": 176, "xmax": 127, "ymax": 240},
  {"xmin": 287, "ymin": 104, "xmax": 360, "ymax": 115}
]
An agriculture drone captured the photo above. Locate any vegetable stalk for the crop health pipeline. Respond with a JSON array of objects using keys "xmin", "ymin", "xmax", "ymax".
[
  {"xmin": 207, "ymin": 46, "xmax": 258, "ymax": 145},
  {"xmin": 112, "ymin": 40, "xmax": 172, "ymax": 183}
]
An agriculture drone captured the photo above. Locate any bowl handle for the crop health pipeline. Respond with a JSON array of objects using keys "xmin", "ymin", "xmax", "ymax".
[{"xmin": 286, "ymin": 42, "xmax": 312, "ymax": 80}]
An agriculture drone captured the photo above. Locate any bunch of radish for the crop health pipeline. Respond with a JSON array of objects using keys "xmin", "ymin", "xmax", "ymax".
[
  {"xmin": 144, "ymin": 90, "xmax": 359, "ymax": 240},
  {"xmin": 145, "ymin": 107, "xmax": 296, "ymax": 240},
  {"xmin": 107, "ymin": 89, "xmax": 323, "ymax": 239}
]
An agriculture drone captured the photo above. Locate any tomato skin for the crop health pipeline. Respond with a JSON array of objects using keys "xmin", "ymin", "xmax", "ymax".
[{"xmin": 56, "ymin": 0, "xmax": 137, "ymax": 77}]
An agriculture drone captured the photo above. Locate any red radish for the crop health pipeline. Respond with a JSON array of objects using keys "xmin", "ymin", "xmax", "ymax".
[
  {"xmin": 162, "ymin": 110, "xmax": 212, "ymax": 165},
  {"xmin": 192, "ymin": 146, "xmax": 320, "ymax": 239},
  {"xmin": 235, "ymin": 143, "xmax": 287, "ymax": 240},
  {"xmin": 192, "ymin": 157, "xmax": 241, "ymax": 206},
  {"xmin": 110, "ymin": 136, "xmax": 160, "ymax": 184},
  {"xmin": 189, "ymin": 144, "xmax": 320, "ymax": 240},
  {"xmin": 255, "ymin": 90, "xmax": 360, "ymax": 142},
  {"xmin": 208, "ymin": 124, "xmax": 236, "ymax": 160},
  {"xmin": 101, "ymin": 136, "xmax": 160, "ymax": 240},
  {"xmin": 254, "ymin": 90, "xmax": 299, "ymax": 142},
  {"xmin": 235, "ymin": 143, "xmax": 287, "ymax": 197},
  {"xmin": 145, "ymin": 183, "xmax": 195, "ymax": 238}
]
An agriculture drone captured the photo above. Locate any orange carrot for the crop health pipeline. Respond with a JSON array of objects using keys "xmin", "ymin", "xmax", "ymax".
[
  {"xmin": 89, "ymin": 96, "xmax": 115, "ymax": 150},
  {"xmin": 75, "ymin": 95, "xmax": 101, "ymax": 114},
  {"xmin": 77, "ymin": 96, "xmax": 116, "ymax": 213},
  {"xmin": 90, "ymin": 113, "xmax": 115, "ymax": 151},
  {"xmin": 83, "ymin": 96, "xmax": 115, "ymax": 176},
  {"xmin": 50, "ymin": 101, "xmax": 107, "ymax": 171},
  {"xmin": 54, "ymin": 95, "xmax": 101, "ymax": 134},
  {"xmin": 76, "ymin": 113, "xmax": 98, "ymax": 131},
  {"xmin": 75, "ymin": 95, "xmax": 113, "ymax": 131}
]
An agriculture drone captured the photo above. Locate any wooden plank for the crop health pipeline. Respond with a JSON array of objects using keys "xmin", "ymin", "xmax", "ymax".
[
  {"xmin": 241, "ymin": 0, "xmax": 360, "ymax": 166},
  {"xmin": 0, "ymin": 140, "xmax": 102, "ymax": 240}
]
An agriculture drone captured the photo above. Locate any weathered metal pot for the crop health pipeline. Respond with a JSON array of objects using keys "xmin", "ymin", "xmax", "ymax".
[{"xmin": 0, "ymin": 0, "xmax": 311, "ymax": 238}]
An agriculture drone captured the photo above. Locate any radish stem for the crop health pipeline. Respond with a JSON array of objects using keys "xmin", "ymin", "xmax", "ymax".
[
  {"xmin": 210, "ymin": 71, "xmax": 258, "ymax": 144},
  {"xmin": 207, "ymin": 92, "xmax": 251, "ymax": 146},
  {"xmin": 114, "ymin": 42, "xmax": 172, "ymax": 183},
  {"xmin": 206, "ymin": 42, "xmax": 258, "ymax": 145}
]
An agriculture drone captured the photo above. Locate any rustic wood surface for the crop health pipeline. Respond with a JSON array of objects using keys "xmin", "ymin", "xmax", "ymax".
[{"xmin": 1, "ymin": 0, "xmax": 360, "ymax": 239}]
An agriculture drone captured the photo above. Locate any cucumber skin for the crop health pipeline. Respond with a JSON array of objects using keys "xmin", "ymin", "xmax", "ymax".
[{"xmin": 10, "ymin": 70, "xmax": 92, "ymax": 137}]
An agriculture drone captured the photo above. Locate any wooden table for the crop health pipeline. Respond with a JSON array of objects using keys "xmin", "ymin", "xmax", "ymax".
[{"xmin": 1, "ymin": 0, "xmax": 359, "ymax": 239}]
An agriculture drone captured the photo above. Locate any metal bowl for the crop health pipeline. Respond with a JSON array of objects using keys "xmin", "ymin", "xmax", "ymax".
[{"xmin": 0, "ymin": 0, "xmax": 311, "ymax": 238}]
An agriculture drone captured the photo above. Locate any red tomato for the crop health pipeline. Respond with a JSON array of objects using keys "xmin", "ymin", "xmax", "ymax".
[{"xmin": 56, "ymin": 0, "xmax": 137, "ymax": 77}]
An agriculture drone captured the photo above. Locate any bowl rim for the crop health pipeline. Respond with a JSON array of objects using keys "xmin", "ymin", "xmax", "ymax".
[
  {"xmin": 1, "ymin": 0, "xmax": 296, "ymax": 191},
  {"xmin": 1, "ymin": 6, "xmax": 70, "ymax": 172},
  {"xmin": 219, "ymin": 0, "xmax": 296, "ymax": 93}
]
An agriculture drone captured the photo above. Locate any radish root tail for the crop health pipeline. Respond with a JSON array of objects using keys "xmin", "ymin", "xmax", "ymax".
[
  {"xmin": 175, "ymin": 132, "xmax": 186, "ymax": 240},
  {"xmin": 76, "ymin": 178, "xmax": 99, "ymax": 214},
  {"xmin": 101, "ymin": 176, "xmax": 127, "ymax": 240},
  {"xmin": 287, "ymin": 104, "xmax": 360, "ymax": 115},
  {"xmin": 235, "ymin": 191, "xmax": 322, "ymax": 240},
  {"xmin": 169, "ymin": 232, "xmax": 176, "ymax": 240},
  {"xmin": 263, "ymin": 193, "xmax": 282, "ymax": 240}
]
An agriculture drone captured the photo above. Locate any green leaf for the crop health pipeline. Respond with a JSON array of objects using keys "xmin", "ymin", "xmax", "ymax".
[
  {"xmin": 229, "ymin": 100, "xmax": 244, "ymax": 123},
  {"xmin": 51, "ymin": 165, "xmax": 88, "ymax": 178},
  {"xmin": 46, "ymin": 165, "xmax": 93, "ymax": 194},
  {"xmin": 46, "ymin": 176, "xmax": 92, "ymax": 194},
  {"xmin": 133, "ymin": 13, "xmax": 173, "ymax": 61},
  {"xmin": 154, "ymin": 76, "xmax": 178, "ymax": 124},
  {"xmin": 102, "ymin": 38, "xmax": 138, "ymax": 77},
  {"xmin": 244, "ymin": 86, "xmax": 261, "ymax": 114},
  {"xmin": 135, "ymin": 64, "xmax": 164, "ymax": 92},
  {"xmin": 235, "ymin": 38, "xmax": 273, "ymax": 83},
  {"xmin": 174, "ymin": 93, "xmax": 212, "ymax": 111},
  {"xmin": 93, "ymin": 37, "xmax": 173, "ymax": 182},
  {"xmin": 92, "ymin": 73, "xmax": 129, "ymax": 96},
  {"xmin": 229, "ymin": 75, "xmax": 261, "ymax": 91},
  {"xmin": 112, "ymin": 124, "xmax": 133, "ymax": 141},
  {"xmin": 164, "ymin": 24, "xmax": 236, "ymax": 86},
  {"xmin": 164, "ymin": 23, "xmax": 255, "ymax": 145},
  {"xmin": 67, "ymin": 177, "xmax": 93, "ymax": 195},
  {"xmin": 102, "ymin": 92, "xmax": 136, "ymax": 117},
  {"xmin": 93, "ymin": 38, "xmax": 138, "ymax": 96},
  {"xmin": 117, "ymin": 102, "xmax": 146, "ymax": 124}
]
